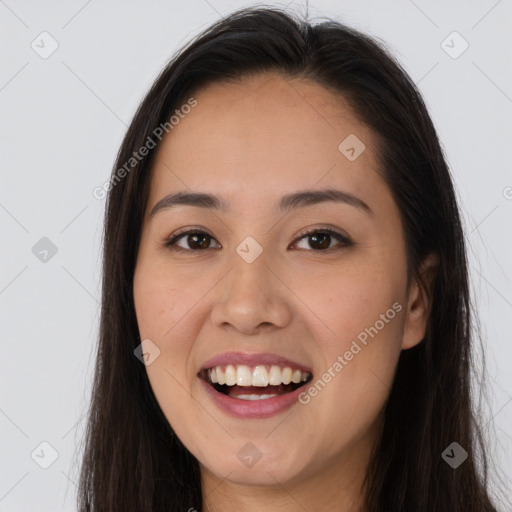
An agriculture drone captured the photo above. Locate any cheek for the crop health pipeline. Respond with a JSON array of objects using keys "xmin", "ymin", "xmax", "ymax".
[
  {"xmin": 289, "ymin": 255, "xmax": 406, "ymax": 354},
  {"xmin": 291, "ymin": 256, "xmax": 406, "ymax": 428},
  {"xmin": 134, "ymin": 279, "xmax": 177, "ymax": 337},
  {"xmin": 133, "ymin": 263, "xmax": 206, "ymax": 430},
  {"xmin": 133, "ymin": 261, "xmax": 198, "ymax": 354},
  {"xmin": 133, "ymin": 263, "xmax": 204, "ymax": 440}
]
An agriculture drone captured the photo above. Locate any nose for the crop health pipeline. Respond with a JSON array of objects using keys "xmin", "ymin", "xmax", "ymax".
[{"xmin": 210, "ymin": 250, "xmax": 293, "ymax": 335}]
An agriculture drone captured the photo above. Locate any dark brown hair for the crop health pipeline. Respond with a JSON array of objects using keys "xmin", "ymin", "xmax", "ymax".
[{"xmin": 77, "ymin": 6, "xmax": 507, "ymax": 511}]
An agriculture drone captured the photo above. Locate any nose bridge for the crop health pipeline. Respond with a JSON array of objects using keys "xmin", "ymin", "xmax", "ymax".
[
  {"xmin": 210, "ymin": 239, "xmax": 292, "ymax": 331},
  {"xmin": 227, "ymin": 241, "xmax": 273, "ymax": 303}
]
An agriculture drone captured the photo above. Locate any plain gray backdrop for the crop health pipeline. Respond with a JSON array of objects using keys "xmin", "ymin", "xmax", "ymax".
[{"xmin": 1, "ymin": 0, "xmax": 511, "ymax": 510}]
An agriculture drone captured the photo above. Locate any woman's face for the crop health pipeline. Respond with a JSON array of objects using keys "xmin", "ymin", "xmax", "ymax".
[{"xmin": 133, "ymin": 73, "xmax": 430, "ymax": 489}]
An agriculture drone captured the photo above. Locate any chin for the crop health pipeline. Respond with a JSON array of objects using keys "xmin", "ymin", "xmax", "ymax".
[{"xmin": 199, "ymin": 445, "xmax": 307, "ymax": 486}]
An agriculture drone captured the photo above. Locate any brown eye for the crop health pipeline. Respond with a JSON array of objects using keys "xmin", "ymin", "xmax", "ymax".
[
  {"xmin": 293, "ymin": 229, "xmax": 353, "ymax": 252},
  {"xmin": 183, "ymin": 233, "xmax": 212, "ymax": 250},
  {"xmin": 165, "ymin": 230, "xmax": 220, "ymax": 251},
  {"xmin": 307, "ymin": 232, "xmax": 331, "ymax": 250}
]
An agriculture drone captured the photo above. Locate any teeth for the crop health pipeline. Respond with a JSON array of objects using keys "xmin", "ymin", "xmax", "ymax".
[
  {"xmin": 236, "ymin": 365, "xmax": 252, "ymax": 386},
  {"xmin": 281, "ymin": 367, "xmax": 292, "ymax": 385},
  {"xmin": 235, "ymin": 394, "xmax": 279, "ymax": 401},
  {"xmin": 207, "ymin": 364, "xmax": 311, "ymax": 387},
  {"xmin": 252, "ymin": 365, "xmax": 269, "ymax": 387},
  {"xmin": 268, "ymin": 365, "xmax": 282, "ymax": 385},
  {"xmin": 225, "ymin": 365, "xmax": 236, "ymax": 386}
]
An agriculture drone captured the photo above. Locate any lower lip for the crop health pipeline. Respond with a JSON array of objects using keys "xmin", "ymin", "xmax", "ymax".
[{"xmin": 199, "ymin": 378, "xmax": 305, "ymax": 419}]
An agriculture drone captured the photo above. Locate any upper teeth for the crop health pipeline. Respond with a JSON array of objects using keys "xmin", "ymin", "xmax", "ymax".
[{"xmin": 207, "ymin": 365, "xmax": 311, "ymax": 387}]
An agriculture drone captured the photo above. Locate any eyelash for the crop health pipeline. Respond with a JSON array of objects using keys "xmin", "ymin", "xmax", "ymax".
[{"xmin": 163, "ymin": 227, "xmax": 353, "ymax": 253}]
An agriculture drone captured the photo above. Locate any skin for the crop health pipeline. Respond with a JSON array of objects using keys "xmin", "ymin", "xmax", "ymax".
[{"xmin": 133, "ymin": 72, "xmax": 435, "ymax": 512}]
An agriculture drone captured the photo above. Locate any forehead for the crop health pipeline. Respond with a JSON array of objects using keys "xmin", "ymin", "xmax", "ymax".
[{"xmin": 149, "ymin": 72, "xmax": 383, "ymax": 211}]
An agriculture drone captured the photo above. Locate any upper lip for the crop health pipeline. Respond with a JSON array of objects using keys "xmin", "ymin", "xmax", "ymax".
[{"xmin": 199, "ymin": 351, "xmax": 313, "ymax": 374}]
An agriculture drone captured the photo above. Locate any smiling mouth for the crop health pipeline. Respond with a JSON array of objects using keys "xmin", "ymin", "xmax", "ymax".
[{"xmin": 199, "ymin": 365, "xmax": 313, "ymax": 401}]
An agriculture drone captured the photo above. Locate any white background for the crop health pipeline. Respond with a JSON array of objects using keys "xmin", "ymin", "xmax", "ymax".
[{"xmin": 1, "ymin": 1, "xmax": 511, "ymax": 510}]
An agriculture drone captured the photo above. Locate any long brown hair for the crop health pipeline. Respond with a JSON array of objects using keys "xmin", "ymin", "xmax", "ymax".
[{"xmin": 77, "ymin": 6, "xmax": 507, "ymax": 511}]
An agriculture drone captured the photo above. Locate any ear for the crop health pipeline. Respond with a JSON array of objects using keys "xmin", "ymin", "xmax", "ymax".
[{"xmin": 401, "ymin": 253, "xmax": 439, "ymax": 350}]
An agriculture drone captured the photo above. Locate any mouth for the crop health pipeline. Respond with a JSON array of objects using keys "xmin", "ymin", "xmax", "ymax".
[{"xmin": 198, "ymin": 364, "xmax": 313, "ymax": 401}]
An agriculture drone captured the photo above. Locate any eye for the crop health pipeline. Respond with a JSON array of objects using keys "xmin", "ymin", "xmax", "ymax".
[
  {"xmin": 292, "ymin": 228, "xmax": 353, "ymax": 252},
  {"xmin": 164, "ymin": 228, "xmax": 220, "ymax": 251}
]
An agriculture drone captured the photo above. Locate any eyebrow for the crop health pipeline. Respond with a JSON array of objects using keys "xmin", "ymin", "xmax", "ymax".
[{"xmin": 149, "ymin": 188, "xmax": 372, "ymax": 218}]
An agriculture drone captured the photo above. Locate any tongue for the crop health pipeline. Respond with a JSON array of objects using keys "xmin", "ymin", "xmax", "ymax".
[{"xmin": 226, "ymin": 384, "xmax": 292, "ymax": 397}]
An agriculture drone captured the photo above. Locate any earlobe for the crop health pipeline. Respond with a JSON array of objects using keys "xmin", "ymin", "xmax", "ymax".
[{"xmin": 401, "ymin": 253, "xmax": 439, "ymax": 350}]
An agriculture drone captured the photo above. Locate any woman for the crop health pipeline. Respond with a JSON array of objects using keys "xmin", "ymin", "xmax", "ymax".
[{"xmin": 77, "ymin": 6, "xmax": 507, "ymax": 511}]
